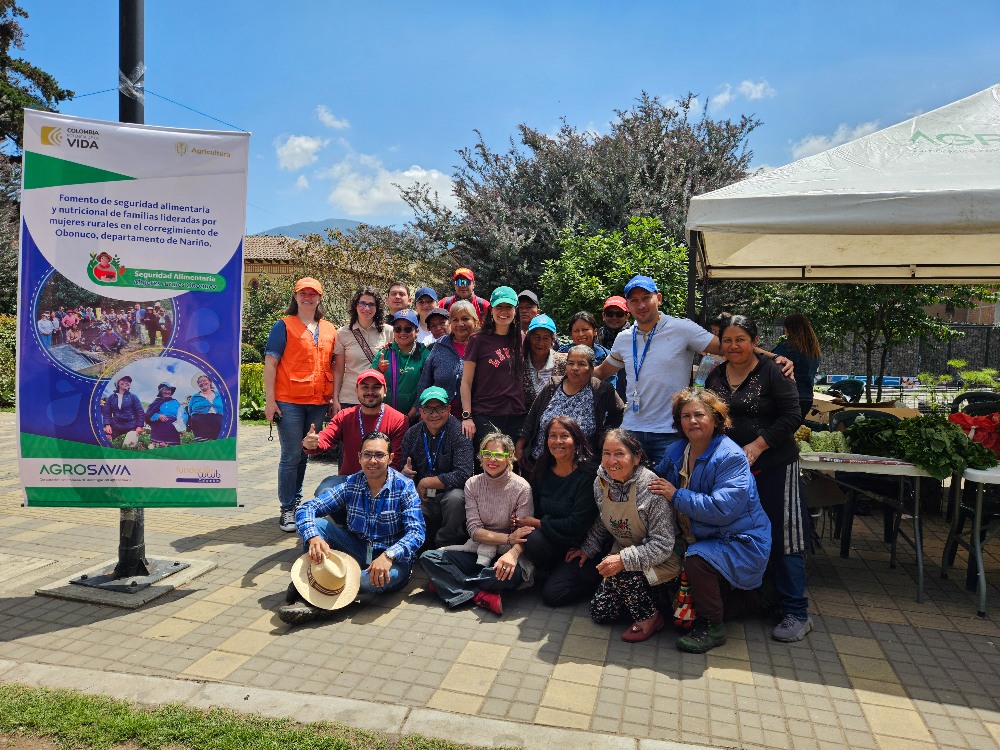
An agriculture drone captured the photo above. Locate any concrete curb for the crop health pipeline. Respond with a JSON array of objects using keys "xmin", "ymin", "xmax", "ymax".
[{"xmin": 0, "ymin": 660, "xmax": 712, "ymax": 750}]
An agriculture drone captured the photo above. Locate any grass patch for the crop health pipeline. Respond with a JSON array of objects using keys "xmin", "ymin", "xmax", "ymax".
[{"xmin": 0, "ymin": 684, "xmax": 503, "ymax": 750}]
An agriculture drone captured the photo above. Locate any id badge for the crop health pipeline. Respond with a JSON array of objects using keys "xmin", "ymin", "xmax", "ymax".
[
  {"xmin": 631, "ymin": 390, "xmax": 640, "ymax": 414},
  {"xmin": 365, "ymin": 542, "xmax": 373, "ymax": 566}
]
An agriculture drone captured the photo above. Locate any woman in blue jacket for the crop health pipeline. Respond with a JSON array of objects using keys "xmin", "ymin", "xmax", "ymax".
[
  {"xmin": 652, "ymin": 388, "xmax": 771, "ymax": 654},
  {"xmin": 145, "ymin": 382, "xmax": 182, "ymax": 447},
  {"xmin": 102, "ymin": 375, "xmax": 145, "ymax": 442},
  {"xmin": 416, "ymin": 300, "xmax": 479, "ymax": 418},
  {"xmin": 186, "ymin": 373, "xmax": 225, "ymax": 441}
]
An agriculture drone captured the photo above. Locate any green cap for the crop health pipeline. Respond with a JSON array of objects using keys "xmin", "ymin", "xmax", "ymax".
[
  {"xmin": 419, "ymin": 386, "xmax": 450, "ymax": 406},
  {"xmin": 490, "ymin": 286, "xmax": 518, "ymax": 307}
]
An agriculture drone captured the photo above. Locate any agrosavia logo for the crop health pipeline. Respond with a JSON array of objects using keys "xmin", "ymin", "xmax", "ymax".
[
  {"xmin": 40, "ymin": 462, "xmax": 132, "ymax": 476},
  {"xmin": 40, "ymin": 125, "xmax": 100, "ymax": 150}
]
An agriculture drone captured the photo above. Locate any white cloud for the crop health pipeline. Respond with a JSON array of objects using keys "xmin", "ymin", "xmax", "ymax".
[
  {"xmin": 316, "ymin": 105, "xmax": 350, "ymax": 130},
  {"xmin": 709, "ymin": 85, "xmax": 734, "ymax": 112},
  {"xmin": 294, "ymin": 174, "xmax": 309, "ymax": 191},
  {"xmin": 709, "ymin": 79, "xmax": 777, "ymax": 112},
  {"xmin": 321, "ymin": 153, "xmax": 456, "ymax": 219},
  {"xmin": 275, "ymin": 134, "xmax": 328, "ymax": 171},
  {"xmin": 791, "ymin": 121, "xmax": 880, "ymax": 159},
  {"xmin": 738, "ymin": 79, "xmax": 776, "ymax": 100}
]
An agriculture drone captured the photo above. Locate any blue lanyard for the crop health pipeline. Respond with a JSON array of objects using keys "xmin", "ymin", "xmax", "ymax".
[
  {"xmin": 631, "ymin": 320, "xmax": 659, "ymax": 383},
  {"xmin": 423, "ymin": 428, "xmax": 443, "ymax": 474},
  {"xmin": 358, "ymin": 404, "xmax": 385, "ymax": 437}
]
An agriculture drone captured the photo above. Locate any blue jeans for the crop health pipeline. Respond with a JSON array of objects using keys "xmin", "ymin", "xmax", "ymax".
[
  {"xmin": 419, "ymin": 549, "xmax": 523, "ymax": 608},
  {"xmin": 774, "ymin": 552, "xmax": 809, "ymax": 620},
  {"xmin": 632, "ymin": 430, "xmax": 681, "ymax": 467},
  {"xmin": 308, "ymin": 518, "xmax": 413, "ymax": 598},
  {"xmin": 276, "ymin": 400, "xmax": 329, "ymax": 512}
]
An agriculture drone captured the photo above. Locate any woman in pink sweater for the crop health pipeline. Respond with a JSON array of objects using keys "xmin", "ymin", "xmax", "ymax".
[{"xmin": 419, "ymin": 432, "xmax": 534, "ymax": 616}]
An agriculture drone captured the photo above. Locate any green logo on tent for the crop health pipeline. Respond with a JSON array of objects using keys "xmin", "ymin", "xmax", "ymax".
[{"xmin": 910, "ymin": 130, "xmax": 1000, "ymax": 147}]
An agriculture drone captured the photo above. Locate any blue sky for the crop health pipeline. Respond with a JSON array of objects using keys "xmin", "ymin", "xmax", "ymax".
[{"xmin": 22, "ymin": 1, "xmax": 1000, "ymax": 234}]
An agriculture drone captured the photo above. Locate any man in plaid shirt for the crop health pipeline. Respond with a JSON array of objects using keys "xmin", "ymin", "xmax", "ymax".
[{"xmin": 279, "ymin": 431, "xmax": 425, "ymax": 624}]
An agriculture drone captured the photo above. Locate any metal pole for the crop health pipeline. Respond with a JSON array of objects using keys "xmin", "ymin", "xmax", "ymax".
[{"xmin": 114, "ymin": 0, "xmax": 148, "ymax": 579}]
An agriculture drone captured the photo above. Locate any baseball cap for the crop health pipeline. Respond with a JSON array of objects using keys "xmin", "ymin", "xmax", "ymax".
[
  {"xmin": 389, "ymin": 309, "xmax": 419, "ymax": 327},
  {"xmin": 356, "ymin": 369, "xmax": 386, "ymax": 386},
  {"xmin": 517, "ymin": 290, "xmax": 539, "ymax": 305},
  {"xmin": 453, "ymin": 267, "xmax": 475, "ymax": 281},
  {"xmin": 490, "ymin": 286, "xmax": 519, "ymax": 308},
  {"xmin": 414, "ymin": 286, "xmax": 438, "ymax": 302},
  {"xmin": 603, "ymin": 295, "xmax": 628, "ymax": 312},
  {"xmin": 527, "ymin": 314, "xmax": 557, "ymax": 335},
  {"xmin": 294, "ymin": 277, "xmax": 324, "ymax": 295},
  {"xmin": 419, "ymin": 386, "xmax": 450, "ymax": 405},
  {"xmin": 624, "ymin": 275, "xmax": 658, "ymax": 295},
  {"xmin": 425, "ymin": 307, "xmax": 450, "ymax": 322}
]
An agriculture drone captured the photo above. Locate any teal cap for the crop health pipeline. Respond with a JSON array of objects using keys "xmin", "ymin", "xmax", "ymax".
[
  {"xmin": 419, "ymin": 386, "xmax": 450, "ymax": 406},
  {"xmin": 490, "ymin": 286, "xmax": 518, "ymax": 308}
]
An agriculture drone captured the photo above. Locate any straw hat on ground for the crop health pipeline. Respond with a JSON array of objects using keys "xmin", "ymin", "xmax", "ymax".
[{"xmin": 290, "ymin": 550, "xmax": 361, "ymax": 610}]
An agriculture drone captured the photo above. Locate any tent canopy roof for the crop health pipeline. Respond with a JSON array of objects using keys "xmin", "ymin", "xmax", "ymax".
[{"xmin": 686, "ymin": 84, "xmax": 1000, "ymax": 283}]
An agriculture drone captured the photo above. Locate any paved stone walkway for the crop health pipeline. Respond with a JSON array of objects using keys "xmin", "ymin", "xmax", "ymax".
[{"xmin": 2, "ymin": 412, "xmax": 1000, "ymax": 749}]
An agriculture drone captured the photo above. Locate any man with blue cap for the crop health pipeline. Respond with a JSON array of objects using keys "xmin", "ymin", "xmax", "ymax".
[
  {"xmin": 595, "ymin": 275, "xmax": 792, "ymax": 465},
  {"xmin": 400, "ymin": 386, "xmax": 474, "ymax": 547}
]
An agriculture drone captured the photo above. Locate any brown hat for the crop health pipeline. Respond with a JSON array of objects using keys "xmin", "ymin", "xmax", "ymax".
[
  {"xmin": 294, "ymin": 277, "xmax": 323, "ymax": 295},
  {"xmin": 291, "ymin": 550, "xmax": 361, "ymax": 610}
]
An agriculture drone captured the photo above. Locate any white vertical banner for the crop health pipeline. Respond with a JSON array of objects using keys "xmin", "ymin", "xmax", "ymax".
[{"xmin": 17, "ymin": 110, "xmax": 249, "ymax": 507}]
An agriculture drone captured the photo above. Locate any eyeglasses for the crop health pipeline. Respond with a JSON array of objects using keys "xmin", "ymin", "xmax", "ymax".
[
  {"xmin": 455, "ymin": 279, "xmax": 471, "ymax": 287},
  {"xmin": 480, "ymin": 450, "xmax": 511, "ymax": 460},
  {"xmin": 421, "ymin": 405, "xmax": 449, "ymax": 416},
  {"xmin": 393, "ymin": 325, "xmax": 415, "ymax": 334},
  {"xmin": 604, "ymin": 309, "xmax": 626, "ymax": 318},
  {"xmin": 356, "ymin": 301, "xmax": 377, "ymax": 310},
  {"xmin": 360, "ymin": 451, "xmax": 389, "ymax": 461}
]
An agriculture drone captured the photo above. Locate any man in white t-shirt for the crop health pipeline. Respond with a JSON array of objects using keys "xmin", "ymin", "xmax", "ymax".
[{"xmin": 595, "ymin": 275, "xmax": 792, "ymax": 466}]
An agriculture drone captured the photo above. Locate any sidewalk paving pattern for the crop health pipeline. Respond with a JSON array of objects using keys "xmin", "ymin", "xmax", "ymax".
[{"xmin": 2, "ymin": 412, "xmax": 1000, "ymax": 749}]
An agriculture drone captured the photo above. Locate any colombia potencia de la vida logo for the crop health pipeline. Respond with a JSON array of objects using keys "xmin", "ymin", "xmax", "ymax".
[
  {"xmin": 40, "ymin": 125, "xmax": 100, "ymax": 150},
  {"xmin": 175, "ymin": 142, "xmax": 188, "ymax": 156}
]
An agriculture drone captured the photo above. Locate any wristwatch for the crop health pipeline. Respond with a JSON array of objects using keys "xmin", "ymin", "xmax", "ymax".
[
  {"xmin": 461, "ymin": 411, "xmax": 472, "ymax": 420},
  {"xmin": 384, "ymin": 548, "xmax": 396, "ymax": 561}
]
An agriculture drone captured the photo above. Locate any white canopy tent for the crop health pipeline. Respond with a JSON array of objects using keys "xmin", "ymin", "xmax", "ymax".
[{"xmin": 686, "ymin": 84, "xmax": 1000, "ymax": 284}]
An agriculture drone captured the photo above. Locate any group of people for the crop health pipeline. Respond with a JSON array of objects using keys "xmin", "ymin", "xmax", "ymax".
[
  {"xmin": 102, "ymin": 372, "xmax": 225, "ymax": 446},
  {"xmin": 36, "ymin": 302, "xmax": 174, "ymax": 352},
  {"xmin": 266, "ymin": 270, "xmax": 823, "ymax": 651}
]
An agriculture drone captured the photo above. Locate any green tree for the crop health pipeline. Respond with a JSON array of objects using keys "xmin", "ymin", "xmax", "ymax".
[
  {"xmin": 0, "ymin": 0, "xmax": 73, "ymax": 152},
  {"xmin": 402, "ymin": 93, "xmax": 759, "ymax": 292},
  {"xmin": 539, "ymin": 217, "xmax": 688, "ymax": 325},
  {"xmin": 0, "ymin": 159, "xmax": 18, "ymax": 315},
  {"xmin": 719, "ymin": 282, "xmax": 998, "ymax": 402},
  {"xmin": 241, "ymin": 274, "xmax": 294, "ymax": 356}
]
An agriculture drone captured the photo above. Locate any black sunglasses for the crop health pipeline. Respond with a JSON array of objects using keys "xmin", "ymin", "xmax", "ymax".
[
  {"xmin": 604, "ymin": 309, "xmax": 626, "ymax": 318},
  {"xmin": 393, "ymin": 325, "xmax": 415, "ymax": 333}
]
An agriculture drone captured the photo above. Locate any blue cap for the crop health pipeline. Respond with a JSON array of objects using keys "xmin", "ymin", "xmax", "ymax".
[
  {"xmin": 527, "ymin": 314, "xmax": 556, "ymax": 335},
  {"xmin": 414, "ymin": 286, "xmax": 438, "ymax": 302},
  {"xmin": 390, "ymin": 309, "xmax": 419, "ymax": 327},
  {"xmin": 624, "ymin": 275, "xmax": 658, "ymax": 295}
]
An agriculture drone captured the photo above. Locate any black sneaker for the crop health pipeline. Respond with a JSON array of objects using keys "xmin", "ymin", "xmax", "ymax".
[
  {"xmin": 277, "ymin": 601, "xmax": 321, "ymax": 625},
  {"xmin": 279, "ymin": 509, "xmax": 296, "ymax": 532}
]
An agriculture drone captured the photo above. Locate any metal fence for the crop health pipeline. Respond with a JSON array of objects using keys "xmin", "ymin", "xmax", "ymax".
[{"xmin": 761, "ymin": 324, "xmax": 1000, "ymax": 379}]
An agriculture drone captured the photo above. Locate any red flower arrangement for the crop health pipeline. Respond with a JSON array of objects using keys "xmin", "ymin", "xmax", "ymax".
[{"xmin": 949, "ymin": 412, "xmax": 1000, "ymax": 458}]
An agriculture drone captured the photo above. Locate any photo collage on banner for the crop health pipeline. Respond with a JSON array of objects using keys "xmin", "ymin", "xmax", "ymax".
[{"xmin": 17, "ymin": 110, "xmax": 250, "ymax": 507}]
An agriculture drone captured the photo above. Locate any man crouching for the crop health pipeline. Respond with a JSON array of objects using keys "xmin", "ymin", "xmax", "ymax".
[{"xmin": 278, "ymin": 431, "xmax": 425, "ymax": 625}]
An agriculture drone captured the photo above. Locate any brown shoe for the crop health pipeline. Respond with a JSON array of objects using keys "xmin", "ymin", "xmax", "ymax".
[{"xmin": 621, "ymin": 611, "xmax": 664, "ymax": 643}]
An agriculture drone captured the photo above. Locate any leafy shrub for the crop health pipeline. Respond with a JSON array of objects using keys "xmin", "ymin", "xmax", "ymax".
[
  {"xmin": 240, "ymin": 363, "xmax": 265, "ymax": 420},
  {"xmin": 241, "ymin": 343, "xmax": 262, "ymax": 364}
]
